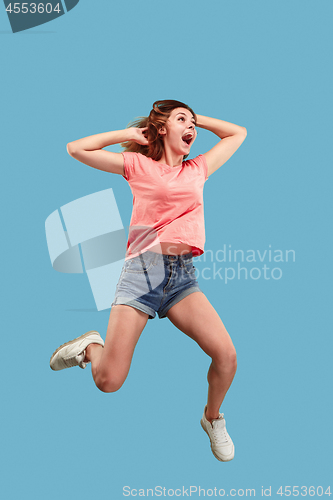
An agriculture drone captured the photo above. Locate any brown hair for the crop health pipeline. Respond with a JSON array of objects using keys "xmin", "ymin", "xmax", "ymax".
[{"xmin": 121, "ymin": 100, "xmax": 196, "ymax": 161}]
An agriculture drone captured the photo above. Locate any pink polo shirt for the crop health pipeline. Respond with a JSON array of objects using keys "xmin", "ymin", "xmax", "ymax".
[{"xmin": 122, "ymin": 152, "xmax": 208, "ymax": 259}]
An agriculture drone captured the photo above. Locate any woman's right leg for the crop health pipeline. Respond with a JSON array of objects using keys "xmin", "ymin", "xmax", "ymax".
[{"xmin": 85, "ymin": 305, "xmax": 149, "ymax": 393}]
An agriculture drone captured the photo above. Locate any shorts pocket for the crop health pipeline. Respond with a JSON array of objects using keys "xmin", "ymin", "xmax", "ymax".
[
  {"xmin": 182, "ymin": 260, "xmax": 196, "ymax": 275},
  {"xmin": 124, "ymin": 253, "xmax": 157, "ymax": 274}
]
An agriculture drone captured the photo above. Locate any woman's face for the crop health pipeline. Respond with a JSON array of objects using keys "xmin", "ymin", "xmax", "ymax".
[{"xmin": 160, "ymin": 107, "xmax": 197, "ymax": 156}]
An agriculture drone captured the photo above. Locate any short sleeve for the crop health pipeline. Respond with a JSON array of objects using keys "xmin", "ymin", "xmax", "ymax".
[
  {"xmin": 121, "ymin": 152, "xmax": 149, "ymax": 182},
  {"xmin": 199, "ymin": 154, "xmax": 209, "ymax": 181},
  {"xmin": 190, "ymin": 154, "xmax": 208, "ymax": 181},
  {"xmin": 121, "ymin": 152, "xmax": 136, "ymax": 182}
]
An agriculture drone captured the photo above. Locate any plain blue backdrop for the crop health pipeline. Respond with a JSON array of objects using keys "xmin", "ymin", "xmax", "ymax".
[{"xmin": 1, "ymin": 1, "xmax": 332, "ymax": 499}]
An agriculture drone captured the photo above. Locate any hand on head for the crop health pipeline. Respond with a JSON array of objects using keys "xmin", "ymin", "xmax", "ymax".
[{"xmin": 132, "ymin": 127, "xmax": 149, "ymax": 145}]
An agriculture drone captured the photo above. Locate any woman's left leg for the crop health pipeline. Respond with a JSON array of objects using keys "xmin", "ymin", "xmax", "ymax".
[{"xmin": 166, "ymin": 291, "xmax": 237, "ymax": 421}]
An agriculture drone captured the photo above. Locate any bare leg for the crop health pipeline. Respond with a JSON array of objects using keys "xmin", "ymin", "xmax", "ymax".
[
  {"xmin": 85, "ymin": 305, "xmax": 149, "ymax": 393},
  {"xmin": 166, "ymin": 292, "xmax": 237, "ymax": 421}
]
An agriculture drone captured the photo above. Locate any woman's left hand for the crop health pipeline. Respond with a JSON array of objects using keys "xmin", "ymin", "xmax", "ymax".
[{"xmin": 196, "ymin": 114, "xmax": 247, "ymax": 177}]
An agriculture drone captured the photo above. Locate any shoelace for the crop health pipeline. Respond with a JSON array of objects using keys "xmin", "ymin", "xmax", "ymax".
[
  {"xmin": 211, "ymin": 416, "xmax": 230, "ymax": 446},
  {"xmin": 64, "ymin": 351, "xmax": 86, "ymax": 369}
]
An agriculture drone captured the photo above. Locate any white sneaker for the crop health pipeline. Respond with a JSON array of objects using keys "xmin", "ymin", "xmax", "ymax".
[
  {"xmin": 50, "ymin": 331, "xmax": 104, "ymax": 371},
  {"xmin": 201, "ymin": 406, "xmax": 235, "ymax": 462}
]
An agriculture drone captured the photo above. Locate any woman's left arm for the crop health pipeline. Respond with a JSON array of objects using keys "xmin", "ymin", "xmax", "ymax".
[{"xmin": 196, "ymin": 114, "xmax": 247, "ymax": 177}]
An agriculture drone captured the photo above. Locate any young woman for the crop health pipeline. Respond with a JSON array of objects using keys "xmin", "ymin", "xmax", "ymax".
[{"xmin": 50, "ymin": 100, "xmax": 247, "ymax": 462}]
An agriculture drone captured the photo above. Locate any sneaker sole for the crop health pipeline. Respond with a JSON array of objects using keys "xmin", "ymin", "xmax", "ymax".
[
  {"xmin": 49, "ymin": 330, "xmax": 100, "ymax": 366},
  {"xmin": 200, "ymin": 419, "xmax": 235, "ymax": 462}
]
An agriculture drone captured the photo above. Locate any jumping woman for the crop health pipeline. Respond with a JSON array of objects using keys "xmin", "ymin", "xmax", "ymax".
[{"xmin": 50, "ymin": 100, "xmax": 247, "ymax": 462}]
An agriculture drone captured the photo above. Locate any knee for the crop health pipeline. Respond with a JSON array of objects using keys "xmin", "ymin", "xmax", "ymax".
[
  {"xmin": 214, "ymin": 345, "xmax": 237, "ymax": 375},
  {"xmin": 230, "ymin": 349, "xmax": 237, "ymax": 375},
  {"xmin": 94, "ymin": 372, "xmax": 125, "ymax": 393}
]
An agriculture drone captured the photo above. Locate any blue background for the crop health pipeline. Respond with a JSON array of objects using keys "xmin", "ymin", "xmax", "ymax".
[{"xmin": 1, "ymin": 1, "xmax": 332, "ymax": 498}]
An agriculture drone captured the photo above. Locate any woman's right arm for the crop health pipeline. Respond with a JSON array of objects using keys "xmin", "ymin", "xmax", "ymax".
[{"xmin": 67, "ymin": 127, "xmax": 148, "ymax": 175}]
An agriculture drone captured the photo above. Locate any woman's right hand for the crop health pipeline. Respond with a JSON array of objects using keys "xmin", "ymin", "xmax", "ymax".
[
  {"xmin": 67, "ymin": 128, "xmax": 136, "ymax": 175},
  {"xmin": 130, "ymin": 127, "xmax": 149, "ymax": 145},
  {"xmin": 66, "ymin": 126, "xmax": 149, "ymax": 176}
]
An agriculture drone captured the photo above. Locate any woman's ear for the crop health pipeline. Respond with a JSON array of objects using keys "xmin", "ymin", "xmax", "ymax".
[{"xmin": 158, "ymin": 126, "xmax": 166, "ymax": 136}]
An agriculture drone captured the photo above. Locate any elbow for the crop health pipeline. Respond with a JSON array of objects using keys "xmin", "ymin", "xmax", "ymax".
[
  {"xmin": 232, "ymin": 127, "xmax": 247, "ymax": 142},
  {"xmin": 237, "ymin": 127, "xmax": 247, "ymax": 144},
  {"xmin": 67, "ymin": 142, "xmax": 78, "ymax": 157}
]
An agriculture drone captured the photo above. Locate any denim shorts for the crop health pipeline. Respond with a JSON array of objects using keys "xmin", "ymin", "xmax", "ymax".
[{"xmin": 111, "ymin": 250, "xmax": 202, "ymax": 319}]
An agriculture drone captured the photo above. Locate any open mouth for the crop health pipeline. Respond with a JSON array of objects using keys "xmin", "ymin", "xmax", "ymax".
[{"xmin": 182, "ymin": 133, "xmax": 193, "ymax": 146}]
